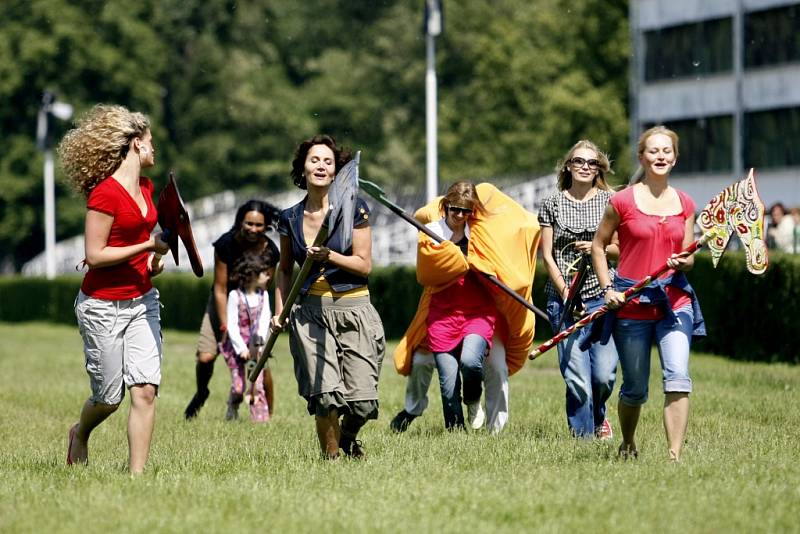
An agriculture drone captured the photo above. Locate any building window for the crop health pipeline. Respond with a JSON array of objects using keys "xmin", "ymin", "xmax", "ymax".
[
  {"xmin": 644, "ymin": 18, "xmax": 733, "ymax": 82},
  {"xmin": 745, "ymin": 5, "xmax": 800, "ymax": 68},
  {"xmin": 744, "ymin": 107, "xmax": 800, "ymax": 168},
  {"xmin": 648, "ymin": 116, "xmax": 733, "ymax": 173}
]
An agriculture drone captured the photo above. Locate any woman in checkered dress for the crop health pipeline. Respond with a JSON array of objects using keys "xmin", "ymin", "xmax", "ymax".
[{"xmin": 538, "ymin": 140, "xmax": 620, "ymax": 439}]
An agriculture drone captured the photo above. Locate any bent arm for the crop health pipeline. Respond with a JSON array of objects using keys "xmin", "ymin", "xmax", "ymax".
[
  {"xmin": 667, "ymin": 214, "xmax": 697, "ymax": 272},
  {"xmin": 416, "ymin": 235, "xmax": 469, "ymax": 287},
  {"xmin": 257, "ymin": 293, "xmax": 271, "ymax": 339},
  {"xmin": 591, "ymin": 204, "xmax": 620, "ymax": 290},
  {"xmin": 683, "ymin": 215, "xmax": 696, "ymax": 270},
  {"xmin": 212, "ymin": 253, "xmax": 229, "ymax": 332},
  {"xmin": 84, "ymin": 209, "xmax": 166, "ymax": 269},
  {"xmin": 603, "ymin": 231, "xmax": 620, "ymax": 261},
  {"xmin": 323, "ymin": 224, "xmax": 372, "ymax": 277},
  {"xmin": 540, "ymin": 225, "xmax": 567, "ymax": 299},
  {"xmin": 226, "ymin": 291, "xmax": 247, "ymax": 356}
]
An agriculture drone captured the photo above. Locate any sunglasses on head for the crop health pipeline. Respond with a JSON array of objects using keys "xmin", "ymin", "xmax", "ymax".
[
  {"xmin": 447, "ymin": 206, "xmax": 473, "ymax": 215},
  {"xmin": 570, "ymin": 157, "xmax": 600, "ymax": 169}
]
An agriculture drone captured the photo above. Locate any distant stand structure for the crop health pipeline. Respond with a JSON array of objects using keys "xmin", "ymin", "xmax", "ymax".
[{"xmin": 22, "ymin": 174, "xmax": 556, "ymax": 275}]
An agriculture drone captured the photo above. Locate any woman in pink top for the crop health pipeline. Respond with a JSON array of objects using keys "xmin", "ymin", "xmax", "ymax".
[
  {"xmin": 591, "ymin": 126, "xmax": 705, "ymax": 462},
  {"xmin": 425, "ymin": 182, "xmax": 498, "ymax": 430},
  {"xmin": 59, "ymin": 104, "xmax": 170, "ymax": 474}
]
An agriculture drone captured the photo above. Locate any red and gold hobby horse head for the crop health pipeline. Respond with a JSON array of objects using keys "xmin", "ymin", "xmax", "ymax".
[{"xmin": 697, "ymin": 168, "xmax": 768, "ymax": 275}]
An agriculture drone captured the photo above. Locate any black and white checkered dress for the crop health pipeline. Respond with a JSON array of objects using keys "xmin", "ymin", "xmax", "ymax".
[{"xmin": 538, "ymin": 190, "xmax": 614, "ymax": 300}]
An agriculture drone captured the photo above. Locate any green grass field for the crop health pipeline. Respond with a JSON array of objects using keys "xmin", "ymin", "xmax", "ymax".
[{"xmin": 1, "ymin": 321, "xmax": 798, "ymax": 533}]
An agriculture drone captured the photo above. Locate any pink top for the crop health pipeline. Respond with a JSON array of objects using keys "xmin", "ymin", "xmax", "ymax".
[
  {"xmin": 426, "ymin": 271, "xmax": 497, "ymax": 353},
  {"xmin": 610, "ymin": 186, "xmax": 696, "ymax": 320}
]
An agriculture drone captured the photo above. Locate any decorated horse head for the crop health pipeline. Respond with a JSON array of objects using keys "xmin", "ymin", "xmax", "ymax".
[{"xmin": 696, "ymin": 168, "xmax": 768, "ymax": 275}]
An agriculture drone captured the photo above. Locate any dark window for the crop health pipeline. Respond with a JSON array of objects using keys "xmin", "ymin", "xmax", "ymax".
[
  {"xmin": 648, "ymin": 116, "xmax": 733, "ymax": 173},
  {"xmin": 644, "ymin": 18, "xmax": 733, "ymax": 81},
  {"xmin": 744, "ymin": 107, "xmax": 800, "ymax": 168},
  {"xmin": 745, "ymin": 5, "xmax": 800, "ymax": 68}
]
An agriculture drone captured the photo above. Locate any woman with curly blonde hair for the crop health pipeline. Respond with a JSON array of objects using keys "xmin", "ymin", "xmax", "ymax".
[{"xmin": 59, "ymin": 104, "xmax": 170, "ymax": 474}]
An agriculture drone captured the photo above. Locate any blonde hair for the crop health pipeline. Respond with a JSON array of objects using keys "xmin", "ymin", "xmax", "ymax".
[
  {"xmin": 632, "ymin": 126, "xmax": 680, "ymax": 184},
  {"xmin": 439, "ymin": 181, "xmax": 486, "ymax": 215},
  {"xmin": 58, "ymin": 104, "xmax": 151, "ymax": 196},
  {"xmin": 555, "ymin": 139, "xmax": 613, "ymax": 192}
]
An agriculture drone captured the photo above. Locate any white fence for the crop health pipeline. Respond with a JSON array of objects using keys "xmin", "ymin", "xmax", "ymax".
[{"xmin": 22, "ymin": 174, "xmax": 556, "ymax": 275}]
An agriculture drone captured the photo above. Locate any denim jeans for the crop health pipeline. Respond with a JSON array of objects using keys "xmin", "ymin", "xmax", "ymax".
[
  {"xmin": 404, "ymin": 352, "xmax": 436, "ymax": 416},
  {"xmin": 613, "ymin": 305, "xmax": 693, "ymax": 406},
  {"xmin": 434, "ymin": 334, "xmax": 488, "ymax": 429},
  {"xmin": 403, "ymin": 337, "xmax": 509, "ymax": 434},
  {"xmin": 547, "ymin": 296, "xmax": 618, "ymax": 437}
]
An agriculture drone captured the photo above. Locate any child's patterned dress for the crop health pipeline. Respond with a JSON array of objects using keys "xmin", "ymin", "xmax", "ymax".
[{"xmin": 220, "ymin": 289, "xmax": 270, "ymax": 422}]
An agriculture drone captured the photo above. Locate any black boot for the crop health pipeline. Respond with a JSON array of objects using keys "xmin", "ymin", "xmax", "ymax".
[
  {"xmin": 389, "ymin": 410, "xmax": 417, "ymax": 433},
  {"xmin": 340, "ymin": 414, "xmax": 367, "ymax": 459},
  {"xmin": 184, "ymin": 360, "xmax": 214, "ymax": 419}
]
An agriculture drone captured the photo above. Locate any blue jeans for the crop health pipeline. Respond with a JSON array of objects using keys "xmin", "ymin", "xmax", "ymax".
[
  {"xmin": 434, "ymin": 334, "xmax": 487, "ymax": 430},
  {"xmin": 613, "ymin": 305, "xmax": 693, "ymax": 406},
  {"xmin": 547, "ymin": 296, "xmax": 618, "ymax": 437}
]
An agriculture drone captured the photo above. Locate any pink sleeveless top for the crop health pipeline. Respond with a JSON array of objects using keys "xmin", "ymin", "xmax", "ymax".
[
  {"xmin": 610, "ymin": 186, "xmax": 695, "ymax": 320},
  {"xmin": 426, "ymin": 271, "xmax": 497, "ymax": 353}
]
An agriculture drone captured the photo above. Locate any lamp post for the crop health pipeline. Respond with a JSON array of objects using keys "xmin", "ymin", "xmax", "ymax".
[
  {"xmin": 424, "ymin": 0, "xmax": 442, "ymax": 203},
  {"xmin": 36, "ymin": 90, "xmax": 73, "ymax": 279}
]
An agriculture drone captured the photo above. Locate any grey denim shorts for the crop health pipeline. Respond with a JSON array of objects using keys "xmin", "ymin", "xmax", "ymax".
[{"xmin": 75, "ymin": 288, "xmax": 163, "ymax": 404}]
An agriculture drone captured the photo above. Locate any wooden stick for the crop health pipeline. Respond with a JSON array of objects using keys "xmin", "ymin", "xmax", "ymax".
[{"xmin": 359, "ymin": 179, "xmax": 548, "ymax": 322}]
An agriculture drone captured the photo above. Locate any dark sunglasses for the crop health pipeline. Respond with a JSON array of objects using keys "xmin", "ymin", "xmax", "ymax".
[
  {"xmin": 447, "ymin": 206, "xmax": 473, "ymax": 215},
  {"xmin": 570, "ymin": 157, "xmax": 600, "ymax": 169}
]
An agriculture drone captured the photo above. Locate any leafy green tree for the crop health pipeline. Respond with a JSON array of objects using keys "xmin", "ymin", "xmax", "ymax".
[
  {"xmin": 0, "ymin": 0, "xmax": 630, "ymax": 271},
  {"xmin": 0, "ymin": 0, "xmax": 168, "ymax": 270}
]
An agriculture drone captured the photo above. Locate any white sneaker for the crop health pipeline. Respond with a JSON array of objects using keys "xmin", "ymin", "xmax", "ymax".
[{"xmin": 466, "ymin": 402, "xmax": 485, "ymax": 430}]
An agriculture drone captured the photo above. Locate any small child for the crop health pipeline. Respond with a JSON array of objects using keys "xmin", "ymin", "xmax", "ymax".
[{"xmin": 220, "ymin": 252, "xmax": 276, "ymax": 422}]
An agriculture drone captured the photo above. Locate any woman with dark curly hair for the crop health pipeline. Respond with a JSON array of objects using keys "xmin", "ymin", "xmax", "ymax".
[
  {"xmin": 184, "ymin": 199, "xmax": 280, "ymax": 420},
  {"xmin": 59, "ymin": 104, "xmax": 170, "ymax": 474},
  {"xmin": 273, "ymin": 134, "xmax": 385, "ymax": 460}
]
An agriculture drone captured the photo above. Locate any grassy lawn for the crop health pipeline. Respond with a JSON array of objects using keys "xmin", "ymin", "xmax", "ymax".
[{"xmin": 1, "ymin": 321, "xmax": 798, "ymax": 533}]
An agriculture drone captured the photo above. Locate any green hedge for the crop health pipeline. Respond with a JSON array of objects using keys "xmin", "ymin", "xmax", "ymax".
[
  {"xmin": 0, "ymin": 253, "xmax": 796, "ymax": 363},
  {"xmin": 690, "ymin": 251, "xmax": 799, "ymax": 363},
  {"xmin": 0, "ymin": 274, "xmax": 213, "ymax": 331}
]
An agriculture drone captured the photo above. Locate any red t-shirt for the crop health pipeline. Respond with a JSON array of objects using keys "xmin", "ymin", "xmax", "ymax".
[
  {"xmin": 610, "ymin": 186, "xmax": 695, "ymax": 320},
  {"xmin": 80, "ymin": 176, "xmax": 158, "ymax": 300}
]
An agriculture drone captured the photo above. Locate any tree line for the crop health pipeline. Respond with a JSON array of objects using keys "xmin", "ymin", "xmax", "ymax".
[{"xmin": 0, "ymin": 0, "xmax": 629, "ymax": 271}]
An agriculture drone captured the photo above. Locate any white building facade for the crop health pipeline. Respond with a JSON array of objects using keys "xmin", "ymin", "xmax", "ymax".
[{"xmin": 630, "ymin": 0, "xmax": 800, "ymax": 206}]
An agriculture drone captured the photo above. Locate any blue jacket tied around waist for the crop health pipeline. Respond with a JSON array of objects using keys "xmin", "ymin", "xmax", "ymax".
[{"xmin": 579, "ymin": 271, "xmax": 706, "ymax": 351}]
